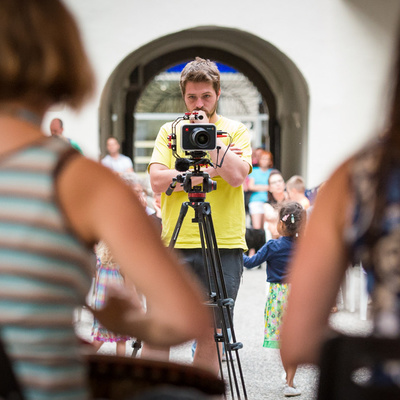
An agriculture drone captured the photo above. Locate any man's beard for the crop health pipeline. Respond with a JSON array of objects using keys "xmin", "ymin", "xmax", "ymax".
[{"xmin": 188, "ymin": 102, "xmax": 218, "ymax": 120}]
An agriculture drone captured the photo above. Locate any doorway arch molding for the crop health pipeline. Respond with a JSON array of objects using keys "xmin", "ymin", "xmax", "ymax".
[{"xmin": 99, "ymin": 26, "xmax": 309, "ymax": 178}]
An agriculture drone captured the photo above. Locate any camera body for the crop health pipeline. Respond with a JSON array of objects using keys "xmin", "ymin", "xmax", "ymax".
[{"xmin": 181, "ymin": 124, "xmax": 217, "ymax": 151}]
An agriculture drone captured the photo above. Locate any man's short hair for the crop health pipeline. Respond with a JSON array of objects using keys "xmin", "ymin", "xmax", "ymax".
[
  {"xmin": 106, "ymin": 136, "xmax": 120, "ymax": 144},
  {"xmin": 180, "ymin": 57, "xmax": 220, "ymax": 96},
  {"xmin": 286, "ymin": 175, "xmax": 306, "ymax": 193}
]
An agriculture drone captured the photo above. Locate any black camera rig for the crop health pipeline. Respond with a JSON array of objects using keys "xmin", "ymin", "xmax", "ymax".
[{"xmin": 167, "ymin": 112, "xmax": 231, "ymax": 173}]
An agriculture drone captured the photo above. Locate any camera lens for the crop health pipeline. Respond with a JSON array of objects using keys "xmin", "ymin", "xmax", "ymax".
[
  {"xmin": 191, "ymin": 128, "xmax": 210, "ymax": 148},
  {"xmin": 197, "ymin": 133, "xmax": 209, "ymax": 145}
]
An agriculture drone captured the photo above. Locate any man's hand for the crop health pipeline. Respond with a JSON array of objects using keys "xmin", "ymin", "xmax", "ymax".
[
  {"xmin": 228, "ymin": 142, "xmax": 243, "ymax": 157},
  {"xmin": 189, "ymin": 110, "xmax": 209, "ymax": 124}
]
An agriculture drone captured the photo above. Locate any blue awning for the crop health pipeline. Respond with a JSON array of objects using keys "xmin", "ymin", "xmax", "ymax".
[{"xmin": 166, "ymin": 62, "xmax": 237, "ymax": 73}]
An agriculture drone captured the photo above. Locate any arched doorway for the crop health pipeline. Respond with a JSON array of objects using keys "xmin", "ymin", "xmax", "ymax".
[{"xmin": 99, "ymin": 26, "xmax": 309, "ymax": 178}]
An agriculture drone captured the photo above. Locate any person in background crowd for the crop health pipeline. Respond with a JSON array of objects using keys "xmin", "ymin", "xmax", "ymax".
[
  {"xmin": 247, "ymin": 150, "xmax": 274, "ymax": 229},
  {"xmin": 49, "ymin": 117, "xmax": 83, "ymax": 153},
  {"xmin": 264, "ymin": 170, "xmax": 289, "ymax": 238},
  {"xmin": 101, "ymin": 136, "xmax": 134, "ymax": 174},
  {"xmin": 286, "ymin": 175, "xmax": 310, "ymax": 210},
  {"xmin": 149, "ymin": 192, "xmax": 163, "ymax": 232},
  {"xmin": 91, "ymin": 241, "xmax": 135, "ymax": 356},
  {"xmin": 252, "ymin": 147, "xmax": 266, "ymax": 167},
  {"xmin": 245, "ymin": 150, "xmax": 274, "ymax": 256}
]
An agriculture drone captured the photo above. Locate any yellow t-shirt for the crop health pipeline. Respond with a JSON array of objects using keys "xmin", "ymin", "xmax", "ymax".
[{"xmin": 149, "ymin": 116, "xmax": 252, "ymax": 250}]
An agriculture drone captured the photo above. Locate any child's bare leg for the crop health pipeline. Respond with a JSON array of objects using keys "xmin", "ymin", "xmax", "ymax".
[
  {"xmin": 281, "ymin": 351, "xmax": 297, "ymax": 386},
  {"xmin": 251, "ymin": 213, "xmax": 265, "ymax": 230},
  {"xmin": 285, "ymin": 365, "xmax": 297, "ymax": 387},
  {"xmin": 116, "ymin": 340, "xmax": 126, "ymax": 356},
  {"xmin": 92, "ymin": 339, "xmax": 104, "ymax": 352},
  {"xmin": 141, "ymin": 344, "xmax": 170, "ymax": 361}
]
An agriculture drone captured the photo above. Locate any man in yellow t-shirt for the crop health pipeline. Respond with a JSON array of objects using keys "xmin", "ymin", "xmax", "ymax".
[{"xmin": 148, "ymin": 57, "xmax": 252, "ymax": 374}]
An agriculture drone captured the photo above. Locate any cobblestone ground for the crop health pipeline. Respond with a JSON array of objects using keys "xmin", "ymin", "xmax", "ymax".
[{"xmin": 75, "ymin": 265, "xmax": 372, "ymax": 400}]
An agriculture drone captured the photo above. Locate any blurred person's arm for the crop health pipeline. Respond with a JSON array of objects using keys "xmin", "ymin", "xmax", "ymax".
[
  {"xmin": 124, "ymin": 157, "xmax": 134, "ymax": 173},
  {"xmin": 280, "ymin": 160, "xmax": 352, "ymax": 366},
  {"xmin": 247, "ymin": 177, "xmax": 269, "ymax": 192},
  {"xmin": 57, "ymin": 156, "xmax": 211, "ymax": 347},
  {"xmin": 264, "ymin": 203, "xmax": 279, "ymax": 238}
]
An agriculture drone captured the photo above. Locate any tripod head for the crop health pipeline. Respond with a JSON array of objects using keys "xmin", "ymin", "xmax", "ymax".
[{"xmin": 166, "ymin": 159, "xmax": 216, "ymax": 201}]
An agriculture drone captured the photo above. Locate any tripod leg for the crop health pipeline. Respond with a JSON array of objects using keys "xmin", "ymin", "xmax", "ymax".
[
  {"xmin": 168, "ymin": 202, "xmax": 189, "ymax": 250},
  {"xmin": 195, "ymin": 221, "xmax": 224, "ymax": 377},
  {"xmin": 131, "ymin": 340, "xmax": 142, "ymax": 357},
  {"xmin": 168, "ymin": 199, "xmax": 247, "ymax": 398},
  {"xmin": 198, "ymin": 205, "xmax": 248, "ymax": 399},
  {"xmin": 193, "ymin": 203, "xmax": 247, "ymax": 398}
]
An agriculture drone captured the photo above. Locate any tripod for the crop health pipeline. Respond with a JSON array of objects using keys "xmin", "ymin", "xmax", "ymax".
[{"xmin": 167, "ymin": 164, "xmax": 247, "ymax": 400}]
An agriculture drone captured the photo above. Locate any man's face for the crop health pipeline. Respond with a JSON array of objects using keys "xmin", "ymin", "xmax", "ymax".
[
  {"xmin": 106, "ymin": 138, "xmax": 120, "ymax": 155},
  {"xmin": 50, "ymin": 120, "xmax": 63, "ymax": 136},
  {"xmin": 183, "ymin": 81, "xmax": 220, "ymax": 120}
]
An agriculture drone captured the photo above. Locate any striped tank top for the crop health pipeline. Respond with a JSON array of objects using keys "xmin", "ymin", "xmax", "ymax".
[{"xmin": 0, "ymin": 136, "xmax": 95, "ymax": 400}]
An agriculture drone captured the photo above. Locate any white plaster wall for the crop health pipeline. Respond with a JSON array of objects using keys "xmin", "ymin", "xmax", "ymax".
[{"xmin": 43, "ymin": 0, "xmax": 400, "ymax": 186}]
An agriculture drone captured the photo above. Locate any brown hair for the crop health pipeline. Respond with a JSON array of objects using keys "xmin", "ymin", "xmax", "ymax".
[
  {"xmin": 0, "ymin": 0, "xmax": 95, "ymax": 109},
  {"xmin": 267, "ymin": 169, "xmax": 285, "ymax": 204},
  {"xmin": 180, "ymin": 57, "xmax": 220, "ymax": 96},
  {"xmin": 365, "ymin": 33, "xmax": 400, "ymax": 244}
]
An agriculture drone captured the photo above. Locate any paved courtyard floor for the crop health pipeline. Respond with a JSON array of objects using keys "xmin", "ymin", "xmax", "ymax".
[{"xmin": 75, "ymin": 265, "xmax": 371, "ymax": 399}]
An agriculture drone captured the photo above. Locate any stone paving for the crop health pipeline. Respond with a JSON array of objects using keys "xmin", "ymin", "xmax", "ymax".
[{"xmin": 75, "ymin": 265, "xmax": 372, "ymax": 399}]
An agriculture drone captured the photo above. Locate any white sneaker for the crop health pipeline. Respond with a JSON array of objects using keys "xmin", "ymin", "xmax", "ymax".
[
  {"xmin": 283, "ymin": 384, "xmax": 301, "ymax": 397},
  {"xmin": 281, "ymin": 372, "xmax": 297, "ymax": 387}
]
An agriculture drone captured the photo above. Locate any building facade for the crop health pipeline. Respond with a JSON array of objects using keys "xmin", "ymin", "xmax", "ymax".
[{"xmin": 43, "ymin": 0, "xmax": 400, "ymax": 186}]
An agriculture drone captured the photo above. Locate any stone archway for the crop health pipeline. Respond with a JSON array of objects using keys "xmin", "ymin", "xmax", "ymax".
[{"xmin": 99, "ymin": 26, "xmax": 309, "ymax": 178}]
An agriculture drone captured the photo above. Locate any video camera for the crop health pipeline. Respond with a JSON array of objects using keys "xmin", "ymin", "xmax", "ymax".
[
  {"xmin": 181, "ymin": 124, "xmax": 217, "ymax": 151},
  {"xmin": 168, "ymin": 112, "xmax": 229, "ymax": 172}
]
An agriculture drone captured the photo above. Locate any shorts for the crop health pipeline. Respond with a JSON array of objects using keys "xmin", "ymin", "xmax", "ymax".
[
  {"xmin": 249, "ymin": 201, "xmax": 266, "ymax": 215},
  {"xmin": 178, "ymin": 248, "xmax": 243, "ymax": 328}
]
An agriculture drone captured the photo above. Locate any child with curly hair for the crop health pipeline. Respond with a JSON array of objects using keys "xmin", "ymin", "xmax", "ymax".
[{"xmin": 243, "ymin": 201, "xmax": 306, "ymax": 397}]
